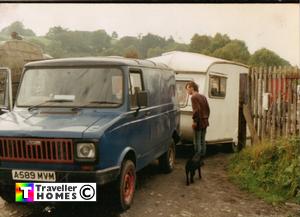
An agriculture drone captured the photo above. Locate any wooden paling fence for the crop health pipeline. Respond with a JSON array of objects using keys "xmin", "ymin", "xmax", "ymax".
[{"xmin": 248, "ymin": 66, "xmax": 300, "ymax": 141}]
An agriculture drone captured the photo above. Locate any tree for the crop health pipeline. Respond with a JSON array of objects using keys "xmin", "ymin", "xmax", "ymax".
[
  {"xmin": 112, "ymin": 31, "xmax": 118, "ymax": 39},
  {"xmin": 147, "ymin": 47, "xmax": 163, "ymax": 58},
  {"xmin": 90, "ymin": 30, "xmax": 112, "ymax": 54},
  {"xmin": 140, "ymin": 33, "xmax": 166, "ymax": 58},
  {"xmin": 249, "ymin": 48, "xmax": 290, "ymax": 67},
  {"xmin": 209, "ymin": 33, "xmax": 231, "ymax": 53},
  {"xmin": 27, "ymin": 37, "xmax": 47, "ymax": 50},
  {"xmin": 189, "ymin": 34, "xmax": 212, "ymax": 54},
  {"xmin": 116, "ymin": 36, "xmax": 140, "ymax": 50},
  {"xmin": 212, "ymin": 40, "xmax": 250, "ymax": 64},
  {"xmin": 45, "ymin": 40, "xmax": 66, "ymax": 58},
  {"xmin": 0, "ymin": 21, "xmax": 35, "ymax": 37},
  {"xmin": 46, "ymin": 26, "xmax": 68, "ymax": 39}
]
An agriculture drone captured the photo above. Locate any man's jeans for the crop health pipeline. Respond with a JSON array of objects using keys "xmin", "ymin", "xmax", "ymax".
[{"xmin": 194, "ymin": 128, "xmax": 207, "ymax": 156}]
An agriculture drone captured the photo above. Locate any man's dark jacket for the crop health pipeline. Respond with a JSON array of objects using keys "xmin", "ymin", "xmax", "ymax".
[{"xmin": 191, "ymin": 93, "xmax": 210, "ymax": 130}]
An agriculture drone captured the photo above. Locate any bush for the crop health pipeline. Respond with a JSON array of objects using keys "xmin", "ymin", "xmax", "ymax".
[{"xmin": 228, "ymin": 137, "xmax": 300, "ymax": 204}]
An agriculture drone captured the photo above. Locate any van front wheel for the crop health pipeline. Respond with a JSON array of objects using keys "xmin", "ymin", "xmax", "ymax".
[
  {"xmin": 117, "ymin": 160, "xmax": 136, "ymax": 211},
  {"xmin": 159, "ymin": 142, "xmax": 175, "ymax": 173}
]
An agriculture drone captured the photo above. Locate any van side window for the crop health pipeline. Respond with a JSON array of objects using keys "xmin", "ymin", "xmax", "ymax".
[
  {"xmin": 209, "ymin": 75, "xmax": 227, "ymax": 98},
  {"xmin": 129, "ymin": 71, "xmax": 143, "ymax": 108},
  {"xmin": 0, "ymin": 73, "xmax": 7, "ymax": 106}
]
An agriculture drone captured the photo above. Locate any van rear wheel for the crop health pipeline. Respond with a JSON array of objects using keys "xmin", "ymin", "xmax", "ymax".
[
  {"xmin": 117, "ymin": 160, "xmax": 136, "ymax": 211},
  {"xmin": 159, "ymin": 142, "xmax": 175, "ymax": 173}
]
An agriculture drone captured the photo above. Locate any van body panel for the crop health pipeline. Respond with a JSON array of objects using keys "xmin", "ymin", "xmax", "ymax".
[
  {"xmin": 0, "ymin": 57, "xmax": 179, "ymax": 187},
  {"xmin": 0, "ymin": 109, "xmax": 119, "ymax": 138}
]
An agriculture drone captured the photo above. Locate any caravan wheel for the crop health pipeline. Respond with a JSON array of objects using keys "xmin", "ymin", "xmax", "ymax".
[{"xmin": 231, "ymin": 141, "xmax": 244, "ymax": 152}]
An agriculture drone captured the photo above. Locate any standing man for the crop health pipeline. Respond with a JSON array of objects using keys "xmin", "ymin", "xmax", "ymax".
[{"xmin": 186, "ymin": 81, "xmax": 210, "ymax": 156}]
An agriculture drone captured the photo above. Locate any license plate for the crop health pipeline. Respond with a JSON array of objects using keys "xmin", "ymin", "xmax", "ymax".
[{"xmin": 12, "ymin": 170, "xmax": 56, "ymax": 182}]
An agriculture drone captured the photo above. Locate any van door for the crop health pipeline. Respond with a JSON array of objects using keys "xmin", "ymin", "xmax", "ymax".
[
  {"xmin": 0, "ymin": 67, "xmax": 13, "ymax": 114},
  {"xmin": 127, "ymin": 69, "xmax": 151, "ymax": 169}
]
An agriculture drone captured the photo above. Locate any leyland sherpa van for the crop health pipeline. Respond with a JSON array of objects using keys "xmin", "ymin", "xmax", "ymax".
[{"xmin": 0, "ymin": 57, "xmax": 180, "ymax": 210}]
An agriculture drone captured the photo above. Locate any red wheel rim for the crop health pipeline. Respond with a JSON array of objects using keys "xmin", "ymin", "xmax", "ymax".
[{"xmin": 123, "ymin": 168, "xmax": 135, "ymax": 204}]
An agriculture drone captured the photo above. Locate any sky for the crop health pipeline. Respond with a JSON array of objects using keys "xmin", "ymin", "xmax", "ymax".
[{"xmin": 0, "ymin": 4, "xmax": 299, "ymax": 66}]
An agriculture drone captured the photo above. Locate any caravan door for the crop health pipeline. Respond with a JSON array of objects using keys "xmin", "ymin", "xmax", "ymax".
[{"xmin": 0, "ymin": 67, "xmax": 13, "ymax": 114}]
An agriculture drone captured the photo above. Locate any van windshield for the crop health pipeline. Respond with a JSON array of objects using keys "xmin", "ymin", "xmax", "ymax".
[{"xmin": 17, "ymin": 67, "xmax": 123, "ymax": 108}]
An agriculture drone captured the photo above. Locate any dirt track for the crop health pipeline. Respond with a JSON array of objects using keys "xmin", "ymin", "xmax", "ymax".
[{"xmin": 1, "ymin": 146, "xmax": 299, "ymax": 217}]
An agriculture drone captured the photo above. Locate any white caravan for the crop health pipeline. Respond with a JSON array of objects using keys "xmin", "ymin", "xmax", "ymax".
[{"xmin": 149, "ymin": 51, "xmax": 249, "ymax": 151}]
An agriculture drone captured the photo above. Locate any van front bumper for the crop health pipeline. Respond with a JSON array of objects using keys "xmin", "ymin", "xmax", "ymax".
[{"xmin": 0, "ymin": 166, "xmax": 120, "ymax": 186}]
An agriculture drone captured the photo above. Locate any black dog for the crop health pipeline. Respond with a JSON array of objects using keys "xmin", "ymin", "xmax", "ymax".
[{"xmin": 185, "ymin": 152, "xmax": 204, "ymax": 186}]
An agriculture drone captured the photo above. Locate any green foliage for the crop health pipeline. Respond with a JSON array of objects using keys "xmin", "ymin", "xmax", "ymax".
[
  {"xmin": 44, "ymin": 27, "xmax": 112, "ymax": 57},
  {"xmin": 209, "ymin": 33, "xmax": 231, "ymax": 53},
  {"xmin": 26, "ymin": 37, "xmax": 51, "ymax": 50},
  {"xmin": 228, "ymin": 138, "xmax": 300, "ymax": 204},
  {"xmin": 0, "ymin": 21, "xmax": 36, "ymax": 37},
  {"xmin": 147, "ymin": 46, "xmax": 163, "ymax": 58},
  {"xmin": 0, "ymin": 21, "xmax": 291, "ymax": 66},
  {"xmin": 213, "ymin": 40, "xmax": 250, "ymax": 64},
  {"xmin": 140, "ymin": 33, "xmax": 167, "ymax": 58},
  {"xmin": 189, "ymin": 34, "xmax": 212, "ymax": 54},
  {"xmin": 249, "ymin": 48, "xmax": 291, "ymax": 67}
]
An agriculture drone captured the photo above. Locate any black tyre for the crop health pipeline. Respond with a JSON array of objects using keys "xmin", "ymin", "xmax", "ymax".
[
  {"xmin": 117, "ymin": 160, "xmax": 136, "ymax": 211},
  {"xmin": 0, "ymin": 185, "xmax": 15, "ymax": 203},
  {"xmin": 159, "ymin": 142, "xmax": 175, "ymax": 173},
  {"xmin": 231, "ymin": 141, "xmax": 244, "ymax": 153}
]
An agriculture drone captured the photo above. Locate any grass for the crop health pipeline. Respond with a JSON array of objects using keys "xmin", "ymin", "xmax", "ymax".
[{"xmin": 228, "ymin": 137, "xmax": 300, "ymax": 204}]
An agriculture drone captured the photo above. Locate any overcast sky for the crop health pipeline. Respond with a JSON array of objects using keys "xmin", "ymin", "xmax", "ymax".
[{"xmin": 0, "ymin": 4, "xmax": 299, "ymax": 66}]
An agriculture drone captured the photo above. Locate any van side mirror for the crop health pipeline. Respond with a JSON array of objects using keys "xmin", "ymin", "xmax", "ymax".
[
  {"xmin": 137, "ymin": 91, "xmax": 148, "ymax": 108},
  {"xmin": 0, "ymin": 67, "xmax": 13, "ymax": 114}
]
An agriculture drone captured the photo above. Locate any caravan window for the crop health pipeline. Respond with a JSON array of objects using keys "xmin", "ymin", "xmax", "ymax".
[
  {"xmin": 209, "ymin": 75, "xmax": 227, "ymax": 98},
  {"xmin": 176, "ymin": 80, "xmax": 189, "ymax": 107}
]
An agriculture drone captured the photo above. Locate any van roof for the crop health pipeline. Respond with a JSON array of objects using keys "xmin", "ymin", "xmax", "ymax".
[
  {"xmin": 25, "ymin": 56, "xmax": 171, "ymax": 70},
  {"xmin": 148, "ymin": 51, "xmax": 248, "ymax": 73}
]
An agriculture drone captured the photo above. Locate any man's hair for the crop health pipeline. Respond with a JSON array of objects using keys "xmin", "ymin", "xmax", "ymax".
[{"xmin": 185, "ymin": 81, "xmax": 199, "ymax": 92}]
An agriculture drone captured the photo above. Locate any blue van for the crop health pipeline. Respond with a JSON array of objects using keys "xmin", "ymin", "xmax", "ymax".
[{"xmin": 0, "ymin": 57, "xmax": 180, "ymax": 210}]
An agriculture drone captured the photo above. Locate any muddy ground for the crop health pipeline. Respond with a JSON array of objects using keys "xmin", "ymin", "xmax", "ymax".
[{"xmin": 1, "ymin": 146, "xmax": 299, "ymax": 217}]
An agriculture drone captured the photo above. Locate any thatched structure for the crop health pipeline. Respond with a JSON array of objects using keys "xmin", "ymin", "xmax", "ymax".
[{"xmin": 0, "ymin": 40, "xmax": 44, "ymax": 101}]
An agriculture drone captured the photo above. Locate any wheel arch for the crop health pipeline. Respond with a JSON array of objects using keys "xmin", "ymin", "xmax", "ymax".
[{"xmin": 118, "ymin": 147, "xmax": 137, "ymax": 168}]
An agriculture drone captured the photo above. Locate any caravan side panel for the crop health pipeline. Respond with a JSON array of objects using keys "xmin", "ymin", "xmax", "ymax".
[
  {"xmin": 176, "ymin": 63, "xmax": 248, "ymax": 145},
  {"xmin": 205, "ymin": 63, "xmax": 248, "ymax": 144}
]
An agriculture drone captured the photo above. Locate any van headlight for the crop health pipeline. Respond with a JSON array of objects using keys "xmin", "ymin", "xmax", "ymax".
[{"xmin": 76, "ymin": 143, "xmax": 96, "ymax": 159}]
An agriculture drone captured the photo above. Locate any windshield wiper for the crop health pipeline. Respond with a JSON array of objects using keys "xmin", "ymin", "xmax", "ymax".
[
  {"xmin": 71, "ymin": 101, "xmax": 120, "ymax": 111},
  {"xmin": 87, "ymin": 101, "xmax": 120, "ymax": 105},
  {"xmin": 28, "ymin": 99, "xmax": 74, "ymax": 111}
]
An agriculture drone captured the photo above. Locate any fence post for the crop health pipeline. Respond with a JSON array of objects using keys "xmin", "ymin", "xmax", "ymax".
[
  {"xmin": 266, "ymin": 66, "xmax": 272, "ymax": 137},
  {"xmin": 262, "ymin": 67, "xmax": 267, "ymax": 140},
  {"xmin": 277, "ymin": 66, "xmax": 282, "ymax": 137},
  {"xmin": 258, "ymin": 67, "xmax": 263, "ymax": 139},
  {"xmin": 282, "ymin": 66, "xmax": 287, "ymax": 137},
  {"xmin": 287, "ymin": 68, "xmax": 292, "ymax": 136},
  {"xmin": 292, "ymin": 67, "xmax": 298, "ymax": 134},
  {"xmin": 298, "ymin": 68, "xmax": 300, "ymax": 136},
  {"xmin": 271, "ymin": 66, "xmax": 277, "ymax": 140},
  {"xmin": 254, "ymin": 67, "xmax": 258, "ymax": 134}
]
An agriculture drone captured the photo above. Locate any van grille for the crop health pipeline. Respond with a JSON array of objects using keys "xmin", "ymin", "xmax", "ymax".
[{"xmin": 0, "ymin": 138, "xmax": 74, "ymax": 164}]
